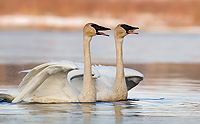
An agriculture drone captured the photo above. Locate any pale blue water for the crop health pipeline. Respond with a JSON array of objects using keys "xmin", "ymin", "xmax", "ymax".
[
  {"xmin": 0, "ymin": 31, "xmax": 200, "ymax": 124},
  {"xmin": 0, "ymin": 31, "xmax": 200, "ymax": 64}
]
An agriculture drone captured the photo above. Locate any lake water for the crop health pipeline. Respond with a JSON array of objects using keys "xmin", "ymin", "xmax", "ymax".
[{"xmin": 0, "ymin": 31, "xmax": 200, "ymax": 124}]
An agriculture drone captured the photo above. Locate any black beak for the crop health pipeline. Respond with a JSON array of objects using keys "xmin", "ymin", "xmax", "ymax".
[
  {"xmin": 120, "ymin": 24, "xmax": 139, "ymax": 34},
  {"xmin": 91, "ymin": 24, "xmax": 111, "ymax": 36}
]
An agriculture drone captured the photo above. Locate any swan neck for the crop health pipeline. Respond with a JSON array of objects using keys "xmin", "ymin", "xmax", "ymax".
[
  {"xmin": 83, "ymin": 36, "xmax": 92, "ymax": 81},
  {"xmin": 81, "ymin": 35, "xmax": 96, "ymax": 102},
  {"xmin": 115, "ymin": 37, "xmax": 124, "ymax": 78},
  {"xmin": 111, "ymin": 36, "xmax": 127, "ymax": 101}
]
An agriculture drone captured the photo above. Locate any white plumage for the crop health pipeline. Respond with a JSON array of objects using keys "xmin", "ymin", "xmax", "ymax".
[
  {"xmin": 0, "ymin": 23, "xmax": 144, "ymax": 103},
  {"xmin": 11, "ymin": 60, "xmax": 143, "ymax": 103}
]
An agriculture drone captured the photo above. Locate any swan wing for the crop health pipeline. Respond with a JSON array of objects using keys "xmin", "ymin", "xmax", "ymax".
[
  {"xmin": 93, "ymin": 65, "xmax": 144, "ymax": 91},
  {"xmin": 67, "ymin": 65, "xmax": 144, "ymax": 98},
  {"xmin": 67, "ymin": 67, "xmax": 100, "ymax": 92},
  {"xmin": 18, "ymin": 60, "xmax": 76, "ymax": 91},
  {"xmin": 18, "ymin": 63, "xmax": 50, "ymax": 91},
  {"xmin": 67, "ymin": 69, "xmax": 85, "ymax": 92},
  {"xmin": 12, "ymin": 61, "xmax": 78, "ymax": 103},
  {"xmin": 124, "ymin": 68, "xmax": 144, "ymax": 90},
  {"xmin": 91, "ymin": 65, "xmax": 144, "ymax": 101}
]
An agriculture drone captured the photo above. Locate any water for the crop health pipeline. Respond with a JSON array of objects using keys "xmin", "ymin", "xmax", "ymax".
[
  {"xmin": 0, "ymin": 31, "xmax": 200, "ymax": 124},
  {"xmin": 0, "ymin": 31, "xmax": 200, "ymax": 64}
]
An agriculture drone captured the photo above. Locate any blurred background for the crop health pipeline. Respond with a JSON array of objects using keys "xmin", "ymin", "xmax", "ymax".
[
  {"xmin": 0, "ymin": 0, "xmax": 200, "ymax": 63},
  {"xmin": 0, "ymin": 0, "xmax": 200, "ymax": 31}
]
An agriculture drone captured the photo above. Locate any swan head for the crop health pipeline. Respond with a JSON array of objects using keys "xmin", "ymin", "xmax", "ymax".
[
  {"xmin": 115, "ymin": 24, "xmax": 139, "ymax": 38},
  {"xmin": 83, "ymin": 23, "xmax": 111, "ymax": 37}
]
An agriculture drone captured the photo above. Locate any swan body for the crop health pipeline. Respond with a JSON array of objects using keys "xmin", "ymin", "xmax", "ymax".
[
  {"xmin": 11, "ymin": 23, "xmax": 111, "ymax": 103},
  {"xmin": 68, "ymin": 64, "xmax": 143, "ymax": 97},
  {"xmin": 0, "ymin": 61, "xmax": 143, "ymax": 103}
]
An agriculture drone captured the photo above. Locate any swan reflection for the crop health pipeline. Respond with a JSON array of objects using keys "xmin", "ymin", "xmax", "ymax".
[{"xmin": 15, "ymin": 100, "xmax": 139, "ymax": 124}]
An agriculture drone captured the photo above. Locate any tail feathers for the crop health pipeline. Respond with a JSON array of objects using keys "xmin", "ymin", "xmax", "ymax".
[{"xmin": 0, "ymin": 94, "xmax": 15, "ymax": 102}]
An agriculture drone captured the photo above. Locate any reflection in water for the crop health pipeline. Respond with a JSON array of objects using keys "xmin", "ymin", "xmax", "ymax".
[
  {"xmin": 82, "ymin": 103, "xmax": 95, "ymax": 124},
  {"xmin": 0, "ymin": 63, "xmax": 200, "ymax": 123},
  {"xmin": 1, "ymin": 98, "xmax": 198, "ymax": 123},
  {"xmin": 0, "ymin": 101, "xmax": 139, "ymax": 124},
  {"xmin": 113, "ymin": 101, "xmax": 139, "ymax": 124}
]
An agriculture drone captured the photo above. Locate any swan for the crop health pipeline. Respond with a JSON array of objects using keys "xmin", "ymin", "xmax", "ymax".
[
  {"xmin": 10, "ymin": 23, "xmax": 111, "ymax": 103},
  {"xmin": 0, "ymin": 24, "xmax": 143, "ymax": 103},
  {"xmin": 111, "ymin": 24, "xmax": 140, "ymax": 101},
  {"xmin": 94, "ymin": 24, "xmax": 141, "ymax": 101}
]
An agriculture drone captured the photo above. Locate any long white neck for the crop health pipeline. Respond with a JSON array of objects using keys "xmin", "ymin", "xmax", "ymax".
[
  {"xmin": 112, "ymin": 36, "xmax": 127, "ymax": 101},
  {"xmin": 115, "ymin": 37, "xmax": 124, "ymax": 79},
  {"xmin": 81, "ymin": 35, "xmax": 96, "ymax": 102}
]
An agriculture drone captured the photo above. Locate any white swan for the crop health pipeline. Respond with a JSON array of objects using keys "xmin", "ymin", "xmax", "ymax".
[
  {"xmin": 11, "ymin": 23, "xmax": 111, "ymax": 103},
  {"xmin": 93, "ymin": 24, "xmax": 141, "ymax": 101},
  {"xmin": 0, "ymin": 24, "xmax": 143, "ymax": 103}
]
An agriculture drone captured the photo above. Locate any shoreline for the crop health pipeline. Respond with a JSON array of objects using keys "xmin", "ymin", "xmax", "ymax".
[{"xmin": 0, "ymin": 15, "xmax": 200, "ymax": 34}]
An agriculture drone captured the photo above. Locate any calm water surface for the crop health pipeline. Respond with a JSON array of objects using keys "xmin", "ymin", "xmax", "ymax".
[{"xmin": 0, "ymin": 31, "xmax": 200, "ymax": 124}]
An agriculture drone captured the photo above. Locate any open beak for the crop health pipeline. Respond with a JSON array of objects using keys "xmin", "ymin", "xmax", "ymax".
[
  {"xmin": 91, "ymin": 24, "xmax": 111, "ymax": 36},
  {"xmin": 96, "ymin": 31, "xmax": 110, "ymax": 36},
  {"xmin": 96, "ymin": 26, "xmax": 111, "ymax": 36},
  {"xmin": 128, "ymin": 27, "xmax": 139, "ymax": 34}
]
